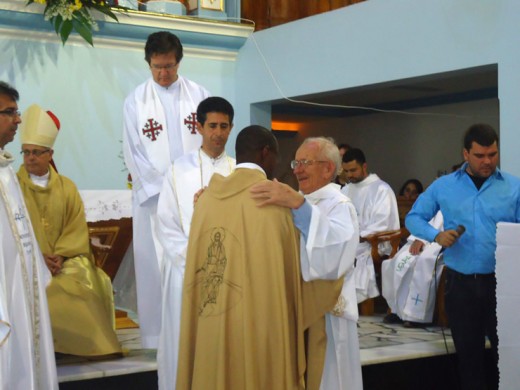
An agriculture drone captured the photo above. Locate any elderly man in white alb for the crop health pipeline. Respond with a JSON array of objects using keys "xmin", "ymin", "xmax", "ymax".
[
  {"xmin": 251, "ymin": 137, "xmax": 362, "ymax": 390},
  {"xmin": 0, "ymin": 81, "xmax": 58, "ymax": 389},
  {"xmin": 123, "ymin": 31, "xmax": 210, "ymax": 348},
  {"xmin": 341, "ymin": 148, "xmax": 400, "ymax": 304},
  {"xmin": 156, "ymin": 96, "xmax": 235, "ymax": 389}
]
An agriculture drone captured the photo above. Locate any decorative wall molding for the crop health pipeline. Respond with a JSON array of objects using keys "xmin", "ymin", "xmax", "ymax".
[{"xmin": 0, "ymin": 0, "xmax": 253, "ymax": 57}]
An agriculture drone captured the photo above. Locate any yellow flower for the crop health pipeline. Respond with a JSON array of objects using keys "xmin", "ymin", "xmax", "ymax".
[
  {"xmin": 70, "ymin": 0, "xmax": 82, "ymax": 11},
  {"xmin": 33, "ymin": 0, "xmax": 46, "ymax": 4}
]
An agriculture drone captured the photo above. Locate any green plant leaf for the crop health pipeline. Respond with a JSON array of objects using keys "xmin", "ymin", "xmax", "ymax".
[
  {"xmin": 73, "ymin": 19, "xmax": 94, "ymax": 46},
  {"xmin": 53, "ymin": 15, "xmax": 63, "ymax": 35},
  {"xmin": 38, "ymin": 1, "xmax": 126, "ymax": 46},
  {"xmin": 60, "ymin": 20, "xmax": 74, "ymax": 45},
  {"xmin": 91, "ymin": 4, "xmax": 120, "ymax": 22},
  {"xmin": 75, "ymin": 10, "xmax": 91, "ymax": 25}
]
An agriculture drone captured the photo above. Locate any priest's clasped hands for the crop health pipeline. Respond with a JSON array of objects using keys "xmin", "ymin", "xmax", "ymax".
[{"xmin": 44, "ymin": 254, "xmax": 65, "ymax": 276}]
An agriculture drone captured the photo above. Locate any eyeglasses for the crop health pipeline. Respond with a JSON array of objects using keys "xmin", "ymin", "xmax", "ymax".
[
  {"xmin": 20, "ymin": 149, "xmax": 51, "ymax": 157},
  {"xmin": 0, "ymin": 109, "xmax": 21, "ymax": 117},
  {"xmin": 290, "ymin": 159, "xmax": 328, "ymax": 169},
  {"xmin": 150, "ymin": 63, "xmax": 178, "ymax": 71}
]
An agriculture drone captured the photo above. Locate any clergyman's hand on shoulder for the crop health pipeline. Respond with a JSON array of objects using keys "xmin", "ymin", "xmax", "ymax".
[
  {"xmin": 194, "ymin": 187, "xmax": 206, "ymax": 205},
  {"xmin": 250, "ymin": 179, "xmax": 304, "ymax": 209}
]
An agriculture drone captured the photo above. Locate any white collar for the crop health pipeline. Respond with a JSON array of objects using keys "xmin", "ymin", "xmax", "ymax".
[
  {"xmin": 0, "ymin": 149, "xmax": 14, "ymax": 167},
  {"xmin": 152, "ymin": 77, "xmax": 180, "ymax": 92},
  {"xmin": 29, "ymin": 170, "xmax": 50, "ymax": 188},
  {"xmin": 199, "ymin": 148, "xmax": 228, "ymax": 164},
  {"xmin": 350, "ymin": 173, "xmax": 380, "ymax": 188},
  {"xmin": 235, "ymin": 162, "xmax": 266, "ymax": 175},
  {"xmin": 304, "ymin": 182, "xmax": 341, "ymax": 204}
]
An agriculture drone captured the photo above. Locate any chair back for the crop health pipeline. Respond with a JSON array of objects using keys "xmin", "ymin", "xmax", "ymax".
[{"xmin": 364, "ymin": 229, "xmax": 404, "ymax": 275}]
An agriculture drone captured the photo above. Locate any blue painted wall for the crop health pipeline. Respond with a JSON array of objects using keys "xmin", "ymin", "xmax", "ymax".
[
  {"xmin": 234, "ymin": 0, "xmax": 520, "ymax": 176},
  {"xmin": 0, "ymin": 36, "xmax": 236, "ymax": 188},
  {"xmin": 0, "ymin": 2, "xmax": 245, "ymax": 189},
  {"xmin": 2, "ymin": 0, "xmax": 519, "ymax": 187}
]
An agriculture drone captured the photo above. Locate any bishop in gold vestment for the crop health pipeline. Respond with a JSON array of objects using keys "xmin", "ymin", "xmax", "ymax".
[{"xmin": 17, "ymin": 105, "xmax": 121, "ymax": 357}]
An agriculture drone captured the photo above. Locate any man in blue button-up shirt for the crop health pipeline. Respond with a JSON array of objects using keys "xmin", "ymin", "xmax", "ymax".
[{"xmin": 406, "ymin": 124, "xmax": 520, "ymax": 390}]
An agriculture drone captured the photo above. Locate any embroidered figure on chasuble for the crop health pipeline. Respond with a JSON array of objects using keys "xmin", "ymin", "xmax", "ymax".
[
  {"xmin": 177, "ymin": 168, "xmax": 306, "ymax": 390},
  {"xmin": 196, "ymin": 229, "xmax": 235, "ymax": 316},
  {"xmin": 177, "ymin": 126, "xmax": 340, "ymax": 390},
  {"xmin": 156, "ymin": 97, "xmax": 235, "ymax": 389}
]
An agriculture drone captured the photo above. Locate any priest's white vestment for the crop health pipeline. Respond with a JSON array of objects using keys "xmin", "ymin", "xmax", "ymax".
[
  {"xmin": 123, "ymin": 77, "xmax": 210, "ymax": 348},
  {"xmin": 156, "ymin": 148, "xmax": 235, "ymax": 389},
  {"xmin": 382, "ymin": 212, "xmax": 444, "ymax": 323},
  {"xmin": 297, "ymin": 183, "xmax": 363, "ymax": 390},
  {"xmin": 341, "ymin": 174, "xmax": 399, "ymax": 303},
  {"xmin": 0, "ymin": 150, "xmax": 57, "ymax": 390}
]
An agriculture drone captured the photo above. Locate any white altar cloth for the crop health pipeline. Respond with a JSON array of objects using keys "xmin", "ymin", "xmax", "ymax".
[{"xmin": 80, "ymin": 190, "xmax": 132, "ymax": 222}]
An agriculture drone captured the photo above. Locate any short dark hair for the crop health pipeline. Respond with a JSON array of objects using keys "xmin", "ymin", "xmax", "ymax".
[
  {"xmin": 342, "ymin": 148, "xmax": 366, "ymax": 165},
  {"xmin": 145, "ymin": 31, "xmax": 183, "ymax": 64},
  {"xmin": 338, "ymin": 143, "xmax": 350, "ymax": 150},
  {"xmin": 235, "ymin": 125, "xmax": 278, "ymax": 159},
  {"xmin": 0, "ymin": 81, "xmax": 19, "ymax": 102},
  {"xmin": 196, "ymin": 97, "xmax": 234, "ymax": 126},
  {"xmin": 463, "ymin": 123, "xmax": 498, "ymax": 150}
]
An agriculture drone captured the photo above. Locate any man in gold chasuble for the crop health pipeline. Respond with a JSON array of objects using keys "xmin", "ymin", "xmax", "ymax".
[
  {"xmin": 16, "ymin": 104, "xmax": 121, "ymax": 357},
  {"xmin": 176, "ymin": 126, "xmax": 341, "ymax": 390}
]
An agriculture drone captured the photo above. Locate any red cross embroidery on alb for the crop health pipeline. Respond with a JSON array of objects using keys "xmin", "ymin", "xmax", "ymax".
[
  {"xmin": 184, "ymin": 113, "xmax": 198, "ymax": 135},
  {"xmin": 142, "ymin": 118, "xmax": 163, "ymax": 141}
]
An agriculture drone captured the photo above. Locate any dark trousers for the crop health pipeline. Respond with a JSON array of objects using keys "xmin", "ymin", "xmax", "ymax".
[{"xmin": 444, "ymin": 268, "xmax": 499, "ymax": 390}]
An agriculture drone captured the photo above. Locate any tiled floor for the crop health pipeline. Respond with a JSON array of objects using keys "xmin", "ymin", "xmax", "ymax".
[
  {"xmin": 358, "ymin": 315, "xmax": 455, "ymax": 365},
  {"xmin": 57, "ymin": 314, "xmax": 455, "ymax": 383}
]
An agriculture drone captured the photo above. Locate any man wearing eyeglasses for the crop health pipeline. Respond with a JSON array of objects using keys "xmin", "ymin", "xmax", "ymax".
[
  {"xmin": 16, "ymin": 104, "xmax": 122, "ymax": 359},
  {"xmin": 341, "ymin": 148, "xmax": 400, "ymax": 306},
  {"xmin": 123, "ymin": 31, "xmax": 210, "ymax": 348},
  {"xmin": 177, "ymin": 128, "xmax": 342, "ymax": 390},
  {"xmin": 0, "ymin": 82, "xmax": 59, "ymax": 389},
  {"xmin": 251, "ymin": 137, "xmax": 362, "ymax": 390}
]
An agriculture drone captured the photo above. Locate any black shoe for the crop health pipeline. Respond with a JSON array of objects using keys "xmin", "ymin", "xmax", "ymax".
[
  {"xmin": 403, "ymin": 321, "xmax": 427, "ymax": 328},
  {"xmin": 383, "ymin": 313, "xmax": 403, "ymax": 324}
]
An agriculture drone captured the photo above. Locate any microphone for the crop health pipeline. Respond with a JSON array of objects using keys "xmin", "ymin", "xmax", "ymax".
[
  {"xmin": 438, "ymin": 225, "xmax": 465, "ymax": 253},
  {"xmin": 455, "ymin": 225, "xmax": 466, "ymax": 237}
]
